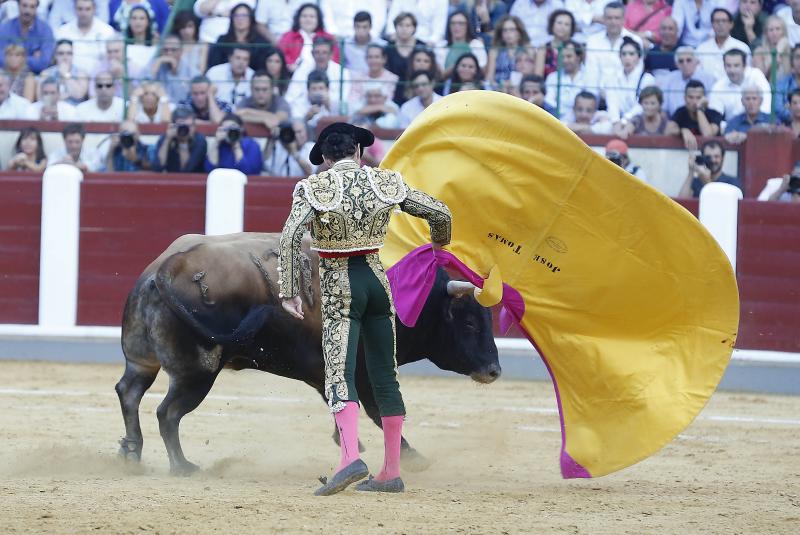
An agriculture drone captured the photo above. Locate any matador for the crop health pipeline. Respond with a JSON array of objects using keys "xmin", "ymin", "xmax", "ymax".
[{"xmin": 279, "ymin": 122, "xmax": 451, "ymax": 496}]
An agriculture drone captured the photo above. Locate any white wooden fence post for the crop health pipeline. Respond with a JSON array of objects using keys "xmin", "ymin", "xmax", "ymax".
[
  {"xmin": 38, "ymin": 164, "xmax": 83, "ymax": 327},
  {"xmin": 698, "ymin": 182, "xmax": 743, "ymax": 272},
  {"xmin": 205, "ymin": 169, "xmax": 248, "ymax": 235}
]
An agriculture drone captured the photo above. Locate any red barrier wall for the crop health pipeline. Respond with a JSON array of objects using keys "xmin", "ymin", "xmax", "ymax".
[
  {"xmin": 736, "ymin": 200, "xmax": 800, "ymax": 352},
  {"xmin": 3, "ymin": 170, "xmax": 800, "ymax": 351},
  {"xmin": 76, "ymin": 174, "xmax": 206, "ymax": 326},
  {"xmin": 243, "ymin": 176, "xmax": 298, "ymax": 231},
  {"xmin": 0, "ymin": 173, "xmax": 41, "ymax": 324}
]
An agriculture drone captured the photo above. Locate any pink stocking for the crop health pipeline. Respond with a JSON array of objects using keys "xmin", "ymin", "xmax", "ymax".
[
  {"xmin": 334, "ymin": 401, "xmax": 360, "ymax": 472},
  {"xmin": 376, "ymin": 415, "xmax": 404, "ymax": 481}
]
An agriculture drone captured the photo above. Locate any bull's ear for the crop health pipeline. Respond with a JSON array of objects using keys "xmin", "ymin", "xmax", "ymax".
[{"xmin": 447, "ymin": 281, "xmax": 476, "ymax": 299}]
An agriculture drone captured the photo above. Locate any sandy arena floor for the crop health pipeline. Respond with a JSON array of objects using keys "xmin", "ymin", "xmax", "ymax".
[{"xmin": 0, "ymin": 360, "xmax": 798, "ymax": 534}]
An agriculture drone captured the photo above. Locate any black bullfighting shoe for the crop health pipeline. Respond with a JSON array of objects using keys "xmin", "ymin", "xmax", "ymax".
[
  {"xmin": 354, "ymin": 475, "xmax": 405, "ymax": 493},
  {"xmin": 313, "ymin": 459, "xmax": 369, "ymax": 496}
]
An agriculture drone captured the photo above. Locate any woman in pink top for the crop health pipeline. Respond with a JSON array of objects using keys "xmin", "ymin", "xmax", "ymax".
[
  {"xmin": 277, "ymin": 3, "xmax": 340, "ymax": 72},
  {"xmin": 624, "ymin": 0, "xmax": 671, "ymax": 46}
]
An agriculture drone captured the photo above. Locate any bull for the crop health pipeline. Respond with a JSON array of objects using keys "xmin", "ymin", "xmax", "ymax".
[{"xmin": 115, "ymin": 232, "xmax": 500, "ymax": 475}]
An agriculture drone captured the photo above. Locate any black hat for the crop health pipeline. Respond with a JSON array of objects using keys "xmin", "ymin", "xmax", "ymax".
[{"xmin": 309, "ymin": 122, "xmax": 374, "ymax": 165}]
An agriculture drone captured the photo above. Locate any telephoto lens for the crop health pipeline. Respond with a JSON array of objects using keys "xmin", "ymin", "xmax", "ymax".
[
  {"xmin": 278, "ymin": 121, "xmax": 295, "ymax": 144},
  {"xmin": 227, "ymin": 126, "xmax": 241, "ymax": 143},
  {"xmin": 176, "ymin": 124, "xmax": 190, "ymax": 138},
  {"xmin": 119, "ymin": 132, "xmax": 135, "ymax": 148}
]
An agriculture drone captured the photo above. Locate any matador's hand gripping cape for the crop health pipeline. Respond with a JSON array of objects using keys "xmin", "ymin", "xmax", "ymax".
[{"xmin": 379, "ymin": 91, "xmax": 740, "ymax": 478}]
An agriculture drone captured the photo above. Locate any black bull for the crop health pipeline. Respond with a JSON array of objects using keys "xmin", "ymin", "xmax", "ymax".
[{"xmin": 116, "ymin": 232, "xmax": 501, "ymax": 475}]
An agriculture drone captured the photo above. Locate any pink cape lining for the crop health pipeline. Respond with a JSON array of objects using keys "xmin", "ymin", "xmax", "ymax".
[{"xmin": 385, "ymin": 244, "xmax": 592, "ymax": 479}]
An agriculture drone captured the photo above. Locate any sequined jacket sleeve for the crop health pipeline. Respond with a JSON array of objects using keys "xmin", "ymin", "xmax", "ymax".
[
  {"xmin": 399, "ymin": 187, "xmax": 452, "ymax": 245},
  {"xmin": 279, "ymin": 183, "xmax": 315, "ymax": 299}
]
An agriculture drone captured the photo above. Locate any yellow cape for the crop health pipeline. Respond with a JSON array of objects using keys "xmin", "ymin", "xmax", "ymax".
[{"xmin": 380, "ymin": 91, "xmax": 739, "ymax": 478}]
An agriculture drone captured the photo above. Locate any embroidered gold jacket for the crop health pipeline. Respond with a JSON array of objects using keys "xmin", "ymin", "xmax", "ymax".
[{"xmin": 278, "ymin": 159, "xmax": 451, "ymax": 298}]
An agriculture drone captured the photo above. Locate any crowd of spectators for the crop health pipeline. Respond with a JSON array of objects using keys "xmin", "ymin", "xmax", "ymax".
[{"xmin": 1, "ymin": 0, "xmax": 800, "ymax": 197}]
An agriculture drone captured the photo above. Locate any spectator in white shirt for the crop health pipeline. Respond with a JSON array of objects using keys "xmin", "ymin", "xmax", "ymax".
[
  {"xmin": 399, "ymin": 69, "xmax": 442, "ymax": 127},
  {"xmin": 510, "ymin": 0, "xmax": 564, "ymax": 47},
  {"xmin": 31, "ymin": 76, "xmax": 77, "ymax": 121},
  {"xmin": 55, "ymin": 0, "xmax": 115, "ymax": 77},
  {"xmin": 604, "ymin": 37, "xmax": 655, "ymax": 121},
  {"xmin": 320, "ymin": 0, "xmax": 387, "ymax": 40},
  {"xmin": 565, "ymin": 0, "xmax": 611, "ymax": 39},
  {"xmin": 777, "ymin": 0, "xmax": 800, "ymax": 47},
  {"xmin": 206, "ymin": 46, "xmax": 255, "ymax": 108},
  {"xmin": 124, "ymin": 5, "xmax": 158, "ymax": 86},
  {"xmin": 254, "ymin": 0, "xmax": 307, "ymax": 42},
  {"xmin": 47, "ymin": 0, "xmax": 110, "ymax": 29},
  {"xmin": 262, "ymin": 119, "xmax": 314, "ymax": 177},
  {"xmin": 585, "ymin": 2, "xmax": 642, "ymax": 91},
  {"xmin": 386, "ymin": 0, "xmax": 448, "ymax": 46},
  {"xmin": 544, "ymin": 40, "xmax": 601, "ymax": 120},
  {"xmin": 47, "ymin": 123, "xmax": 102, "ymax": 173},
  {"xmin": 0, "ymin": 68, "xmax": 32, "ymax": 118},
  {"xmin": 343, "ymin": 11, "xmax": 386, "ymax": 75},
  {"xmin": 194, "ymin": 0, "xmax": 257, "ymax": 43},
  {"xmin": 565, "ymin": 90, "xmax": 613, "ymax": 134},
  {"xmin": 76, "ymin": 71, "xmax": 125, "ymax": 121},
  {"xmin": 709, "ymin": 48, "xmax": 772, "ymax": 120},
  {"xmin": 351, "ymin": 80, "xmax": 401, "ymax": 128},
  {"xmin": 696, "ymin": 8, "xmax": 751, "ymax": 82},
  {"xmin": 285, "ymin": 36, "xmax": 352, "ymax": 115},
  {"xmin": 671, "ymin": 0, "xmax": 725, "ymax": 48}
]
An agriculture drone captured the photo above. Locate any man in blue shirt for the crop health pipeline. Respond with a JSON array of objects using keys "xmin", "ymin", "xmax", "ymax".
[
  {"xmin": 724, "ymin": 85, "xmax": 773, "ymax": 144},
  {"xmin": 0, "ymin": 0, "xmax": 55, "ymax": 74},
  {"xmin": 775, "ymin": 45, "xmax": 800, "ymax": 124},
  {"xmin": 205, "ymin": 113, "xmax": 263, "ymax": 175}
]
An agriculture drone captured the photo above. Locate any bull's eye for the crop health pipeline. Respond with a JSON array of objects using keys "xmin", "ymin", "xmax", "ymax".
[{"xmin": 465, "ymin": 319, "xmax": 478, "ymax": 331}]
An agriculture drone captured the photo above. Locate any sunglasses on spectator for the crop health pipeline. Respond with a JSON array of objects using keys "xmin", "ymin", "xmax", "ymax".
[
  {"xmin": 620, "ymin": 51, "xmax": 638, "ymax": 56},
  {"xmin": 677, "ymin": 58, "xmax": 694, "ymax": 64},
  {"xmin": 56, "ymin": 50, "xmax": 73, "ymax": 55},
  {"xmin": 96, "ymin": 83, "xmax": 114, "ymax": 88}
]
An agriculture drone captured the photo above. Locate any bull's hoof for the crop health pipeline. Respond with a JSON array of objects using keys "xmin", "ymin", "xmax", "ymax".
[
  {"xmin": 401, "ymin": 447, "xmax": 431, "ymax": 472},
  {"xmin": 170, "ymin": 461, "xmax": 200, "ymax": 476},
  {"xmin": 118, "ymin": 437, "xmax": 142, "ymax": 462}
]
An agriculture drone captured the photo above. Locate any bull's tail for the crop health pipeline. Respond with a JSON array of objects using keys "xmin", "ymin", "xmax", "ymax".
[{"xmin": 154, "ymin": 251, "xmax": 274, "ymax": 347}]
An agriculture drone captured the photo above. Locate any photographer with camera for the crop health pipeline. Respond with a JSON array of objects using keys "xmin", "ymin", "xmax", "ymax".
[
  {"xmin": 262, "ymin": 119, "xmax": 314, "ymax": 177},
  {"xmin": 151, "ymin": 107, "xmax": 208, "ymax": 174},
  {"xmin": 679, "ymin": 139, "xmax": 743, "ymax": 198},
  {"xmin": 604, "ymin": 140, "xmax": 648, "ymax": 182},
  {"xmin": 767, "ymin": 163, "xmax": 800, "ymax": 203},
  {"xmin": 106, "ymin": 121, "xmax": 150, "ymax": 172},
  {"xmin": 205, "ymin": 113, "xmax": 263, "ymax": 175}
]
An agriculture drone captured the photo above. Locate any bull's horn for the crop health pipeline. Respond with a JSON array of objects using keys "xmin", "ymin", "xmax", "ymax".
[{"xmin": 447, "ymin": 281, "xmax": 477, "ymax": 298}]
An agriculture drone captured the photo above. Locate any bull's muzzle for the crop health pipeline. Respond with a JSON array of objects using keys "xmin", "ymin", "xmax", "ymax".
[{"xmin": 470, "ymin": 362, "xmax": 501, "ymax": 384}]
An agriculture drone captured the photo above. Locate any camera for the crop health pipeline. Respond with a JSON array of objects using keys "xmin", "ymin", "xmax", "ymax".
[
  {"xmin": 606, "ymin": 151, "xmax": 624, "ymax": 168},
  {"xmin": 278, "ymin": 121, "xmax": 295, "ymax": 145},
  {"xmin": 226, "ymin": 125, "xmax": 241, "ymax": 144},
  {"xmin": 789, "ymin": 175, "xmax": 800, "ymax": 194},
  {"xmin": 119, "ymin": 132, "xmax": 135, "ymax": 148},
  {"xmin": 176, "ymin": 124, "xmax": 190, "ymax": 138},
  {"xmin": 309, "ymin": 93, "xmax": 324, "ymax": 106},
  {"xmin": 695, "ymin": 154, "xmax": 714, "ymax": 169}
]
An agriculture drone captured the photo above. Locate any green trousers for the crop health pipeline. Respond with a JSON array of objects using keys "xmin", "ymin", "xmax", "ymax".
[{"xmin": 319, "ymin": 253, "xmax": 405, "ymax": 417}]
